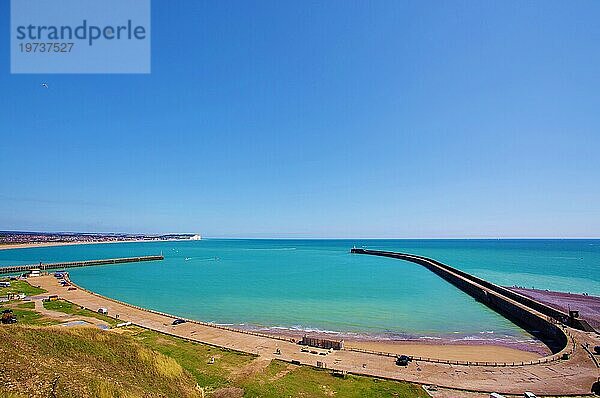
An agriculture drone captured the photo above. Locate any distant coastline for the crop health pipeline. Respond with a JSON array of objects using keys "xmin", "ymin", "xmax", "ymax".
[
  {"xmin": 0, "ymin": 240, "xmax": 148, "ymax": 251},
  {"xmin": 0, "ymin": 231, "xmax": 201, "ymax": 251},
  {"xmin": 0, "ymin": 239, "xmax": 203, "ymax": 251}
]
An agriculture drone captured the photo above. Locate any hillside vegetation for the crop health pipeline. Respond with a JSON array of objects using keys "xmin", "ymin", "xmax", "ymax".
[
  {"xmin": 0, "ymin": 326, "xmax": 201, "ymax": 398},
  {"xmin": 0, "ymin": 280, "xmax": 46, "ymax": 296},
  {"xmin": 0, "ymin": 324, "xmax": 427, "ymax": 398}
]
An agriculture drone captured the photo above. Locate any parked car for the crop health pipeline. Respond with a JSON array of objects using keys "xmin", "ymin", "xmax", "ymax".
[
  {"xmin": 97, "ymin": 307, "xmax": 108, "ymax": 315},
  {"xmin": 396, "ymin": 355, "xmax": 411, "ymax": 366},
  {"xmin": 68, "ymin": 287, "xmax": 77, "ymax": 291},
  {"xmin": 172, "ymin": 319, "xmax": 186, "ymax": 325},
  {"xmin": 44, "ymin": 295, "xmax": 59, "ymax": 302}
]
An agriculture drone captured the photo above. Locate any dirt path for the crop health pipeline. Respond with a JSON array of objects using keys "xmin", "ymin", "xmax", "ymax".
[{"xmin": 31, "ymin": 298, "xmax": 110, "ymax": 328}]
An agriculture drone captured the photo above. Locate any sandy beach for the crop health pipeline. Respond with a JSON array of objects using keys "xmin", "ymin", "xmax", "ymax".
[
  {"xmin": 235, "ymin": 327, "xmax": 549, "ymax": 361},
  {"xmin": 344, "ymin": 340, "xmax": 543, "ymax": 362}
]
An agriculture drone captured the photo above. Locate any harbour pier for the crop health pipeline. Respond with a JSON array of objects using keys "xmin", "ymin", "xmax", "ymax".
[
  {"xmin": 0, "ymin": 255, "xmax": 164, "ymax": 275},
  {"xmin": 350, "ymin": 248, "xmax": 579, "ymax": 352}
]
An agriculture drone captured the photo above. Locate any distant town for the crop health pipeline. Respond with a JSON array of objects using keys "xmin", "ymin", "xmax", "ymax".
[{"xmin": 0, "ymin": 231, "xmax": 201, "ymax": 246}]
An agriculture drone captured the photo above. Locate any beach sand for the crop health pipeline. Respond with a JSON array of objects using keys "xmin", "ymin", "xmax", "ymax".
[
  {"xmin": 234, "ymin": 327, "xmax": 549, "ymax": 361},
  {"xmin": 245, "ymin": 329, "xmax": 549, "ymax": 361},
  {"xmin": 345, "ymin": 340, "xmax": 543, "ymax": 362}
]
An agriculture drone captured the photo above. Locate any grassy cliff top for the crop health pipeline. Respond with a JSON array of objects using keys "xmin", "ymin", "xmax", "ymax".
[{"xmin": 0, "ymin": 324, "xmax": 427, "ymax": 398}]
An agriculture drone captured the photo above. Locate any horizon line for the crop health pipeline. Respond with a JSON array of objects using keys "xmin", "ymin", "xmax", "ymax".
[{"xmin": 1, "ymin": 230, "xmax": 599, "ymax": 240}]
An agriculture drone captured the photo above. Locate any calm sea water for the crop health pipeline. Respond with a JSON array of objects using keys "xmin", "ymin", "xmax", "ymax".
[{"xmin": 1, "ymin": 239, "xmax": 598, "ymax": 343}]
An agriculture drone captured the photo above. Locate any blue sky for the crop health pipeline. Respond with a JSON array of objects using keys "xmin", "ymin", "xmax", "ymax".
[{"xmin": 1, "ymin": 1, "xmax": 599, "ymax": 238}]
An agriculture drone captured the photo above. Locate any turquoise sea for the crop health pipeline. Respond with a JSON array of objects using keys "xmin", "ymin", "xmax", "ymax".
[{"xmin": 1, "ymin": 239, "xmax": 598, "ymax": 344}]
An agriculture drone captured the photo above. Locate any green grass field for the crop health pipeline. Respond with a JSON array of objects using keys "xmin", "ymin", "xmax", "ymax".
[
  {"xmin": 129, "ymin": 327, "xmax": 256, "ymax": 391},
  {"xmin": 243, "ymin": 360, "xmax": 427, "ymax": 398},
  {"xmin": 0, "ymin": 304, "xmax": 59, "ymax": 326},
  {"xmin": 16, "ymin": 301, "xmax": 35, "ymax": 309},
  {"xmin": 43, "ymin": 299, "xmax": 117, "ymax": 326},
  {"xmin": 0, "ymin": 280, "xmax": 46, "ymax": 296}
]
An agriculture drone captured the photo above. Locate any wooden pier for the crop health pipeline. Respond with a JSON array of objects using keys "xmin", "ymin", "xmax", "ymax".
[{"xmin": 0, "ymin": 255, "xmax": 164, "ymax": 274}]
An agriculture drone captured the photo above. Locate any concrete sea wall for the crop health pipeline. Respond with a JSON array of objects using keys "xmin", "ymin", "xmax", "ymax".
[{"xmin": 350, "ymin": 249, "xmax": 570, "ymax": 354}]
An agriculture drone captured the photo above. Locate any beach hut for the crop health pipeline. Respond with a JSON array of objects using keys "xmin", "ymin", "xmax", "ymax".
[{"xmin": 300, "ymin": 335, "xmax": 344, "ymax": 350}]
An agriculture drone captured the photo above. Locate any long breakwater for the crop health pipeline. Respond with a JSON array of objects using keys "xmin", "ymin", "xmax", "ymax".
[
  {"xmin": 350, "ymin": 248, "xmax": 572, "ymax": 354},
  {"xmin": 0, "ymin": 255, "xmax": 164, "ymax": 274}
]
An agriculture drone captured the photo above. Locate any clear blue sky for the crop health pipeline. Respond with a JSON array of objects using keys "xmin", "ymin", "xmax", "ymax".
[{"xmin": 1, "ymin": 1, "xmax": 599, "ymax": 238}]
